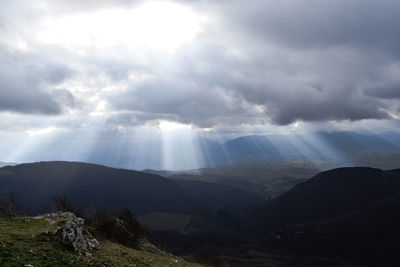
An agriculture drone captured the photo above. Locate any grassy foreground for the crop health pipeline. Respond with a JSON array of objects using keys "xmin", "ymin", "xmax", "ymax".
[{"xmin": 0, "ymin": 216, "xmax": 205, "ymax": 267}]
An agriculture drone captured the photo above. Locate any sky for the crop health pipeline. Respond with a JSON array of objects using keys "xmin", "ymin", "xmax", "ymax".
[{"xmin": 0, "ymin": 0, "xmax": 400, "ymax": 168}]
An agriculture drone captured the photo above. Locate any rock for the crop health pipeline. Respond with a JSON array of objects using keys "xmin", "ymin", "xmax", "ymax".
[
  {"xmin": 88, "ymin": 238, "xmax": 100, "ymax": 249},
  {"xmin": 76, "ymin": 217, "xmax": 84, "ymax": 227},
  {"xmin": 61, "ymin": 214, "xmax": 100, "ymax": 253},
  {"xmin": 54, "ymin": 211, "xmax": 76, "ymax": 220},
  {"xmin": 45, "ymin": 218, "xmax": 55, "ymax": 225},
  {"xmin": 62, "ymin": 218, "xmax": 87, "ymax": 251}
]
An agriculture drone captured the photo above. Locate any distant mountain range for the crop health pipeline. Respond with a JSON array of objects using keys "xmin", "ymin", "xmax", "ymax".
[
  {"xmin": 8, "ymin": 131, "xmax": 399, "ymax": 171},
  {"xmin": 200, "ymin": 131, "xmax": 400, "ymax": 166},
  {"xmin": 84, "ymin": 131, "xmax": 400, "ymax": 170}
]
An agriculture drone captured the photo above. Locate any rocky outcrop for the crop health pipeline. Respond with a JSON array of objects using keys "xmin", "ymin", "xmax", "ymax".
[
  {"xmin": 37, "ymin": 212, "xmax": 100, "ymax": 255},
  {"xmin": 58, "ymin": 212, "xmax": 100, "ymax": 254}
]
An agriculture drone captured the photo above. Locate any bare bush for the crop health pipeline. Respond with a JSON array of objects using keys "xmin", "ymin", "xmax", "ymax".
[
  {"xmin": 83, "ymin": 206, "xmax": 144, "ymax": 247},
  {"xmin": 0, "ymin": 192, "xmax": 23, "ymax": 217},
  {"xmin": 52, "ymin": 195, "xmax": 75, "ymax": 213}
]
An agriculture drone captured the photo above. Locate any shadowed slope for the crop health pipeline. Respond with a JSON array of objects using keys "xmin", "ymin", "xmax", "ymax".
[{"xmin": 0, "ymin": 161, "xmax": 261, "ymax": 219}]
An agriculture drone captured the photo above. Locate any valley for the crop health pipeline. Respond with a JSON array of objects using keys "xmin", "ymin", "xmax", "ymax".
[{"xmin": 1, "ymin": 158, "xmax": 400, "ymax": 266}]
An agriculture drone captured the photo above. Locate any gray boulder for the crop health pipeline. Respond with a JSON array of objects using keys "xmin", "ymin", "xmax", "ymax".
[{"xmin": 60, "ymin": 214, "xmax": 100, "ymax": 253}]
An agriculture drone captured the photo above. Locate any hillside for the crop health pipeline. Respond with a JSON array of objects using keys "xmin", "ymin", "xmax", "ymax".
[
  {"xmin": 245, "ymin": 167, "xmax": 400, "ymax": 232},
  {"xmin": 0, "ymin": 161, "xmax": 263, "ymax": 250},
  {"xmin": 0, "ymin": 161, "xmax": 262, "ymax": 216},
  {"xmin": 3, "ymin": 162, "xmax": 400, "ymax": 265},
  {"xmin": 278, "ymin": 192, "xmax": 400, "ymax": 266},
  {"xmin": 0, "ymin": 161, "xmax": 206, "ymax": 216},
  {"xmin": 243, "ymin": 167, "xmax": 400, "ymax": 266},
  {"xmin": 0, "ymin": 213, "xmax": 204, "ymax": 267}
]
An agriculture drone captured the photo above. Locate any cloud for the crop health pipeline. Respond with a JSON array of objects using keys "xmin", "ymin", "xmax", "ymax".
[
  {"xmin": 103, "ymin": 0, "xmax": 400, "ymax": 127},
  {"xmin": 202, "ymin": 0, "xmax": 400, "ymax": 53},
  {"xmin": 109, "ymin": 41, "xmax": 394, "ymax": 126},
  {"xmin": 0, "ymin": 46, "xmax": 75, "ymax": 114},
  {"xmin": 363, "ymin": 63, "xmax": 400, "ymax": 100},
  {"xmin": 365, "ymin": 83, "xmax": 400, "ymax": 99},
  {"xmin": 0, "ymin": 0, "xmax": 399, "ymax": 130},
  {"xmin": 26, "ymin": 126, "xmax": 57, "ymax": 136}
]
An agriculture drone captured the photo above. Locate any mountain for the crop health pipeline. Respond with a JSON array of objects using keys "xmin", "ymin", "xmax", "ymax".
[
  {"xmin": 0, "ymin": 161, "xmax": 205, "ymax": 216},
  {"xmin": 0, "ymin": 161, "xmax": 262, "ymax": 235},
  {"xmin": 222, "ymin": 135, "xmax": 283, "ymax": 162},
  {"xmin": 245, "ymin": 167, "xmax": 400, "ymax": 233},
  {"xmin": 342, "ymin": 152, "xmax": 400, "ymax": 170},
  {"xmin": 0, "ymin": 161, "xmax": 17, "ymax": 168},
  {"xmin": 2, "ymin": 162, "xmax": 400, "ymax": 265},
  {"xmin": 58, "ymin": 131, "xmax": 400, "ymax": 170},
  {"xmin": 243, "ymin": 167, "xmax": 400, "ymax": 266},
  {"xmin": 217, "ymin": 132, "xmax": 400, "ymax": 165},
  {"xmin": 282, "ymin": 192, "xmax": 400, "ymax": 266},
  {"xmin": 148, "ymin": 131, "xmax": 400, "ymax": 170}
]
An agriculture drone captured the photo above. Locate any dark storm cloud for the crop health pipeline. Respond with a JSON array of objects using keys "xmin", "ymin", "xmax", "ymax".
[
  {"xmin": 364, "ymin": 83, "xmax": 400, "ymax": 99},
  {"xmin": 111, "ymin": 42, "xmax": 394, "ymax": 126},
  {"xmin": 0, "ymin": 89, "xmax": 60, "ymax": 115},
  {"xmin": 0, "ymin": 46, "xmax": 75, "ymax": 114},
  {"xmin": 110, "ymin": 57, "xmax": 266, "ymax": 128},
  {"xmin": 181, "ymin": 0, "xmax": 400, "ymax": 124},
  {"xmin": 1, "ymin": 0, "xmax": 400, "ymax": 128},
  {"xmin": 104, "ymin": 0, "xmax": 400, "ymax": 127},
  {"xmin": 215, "ymin": 0, "xmax": 400, "ymax": 52}
]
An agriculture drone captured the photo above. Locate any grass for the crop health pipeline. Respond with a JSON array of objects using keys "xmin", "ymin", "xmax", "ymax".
[{"xmin": 0, "ymin": 216, "xmax": 205, "ymax": 267}]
